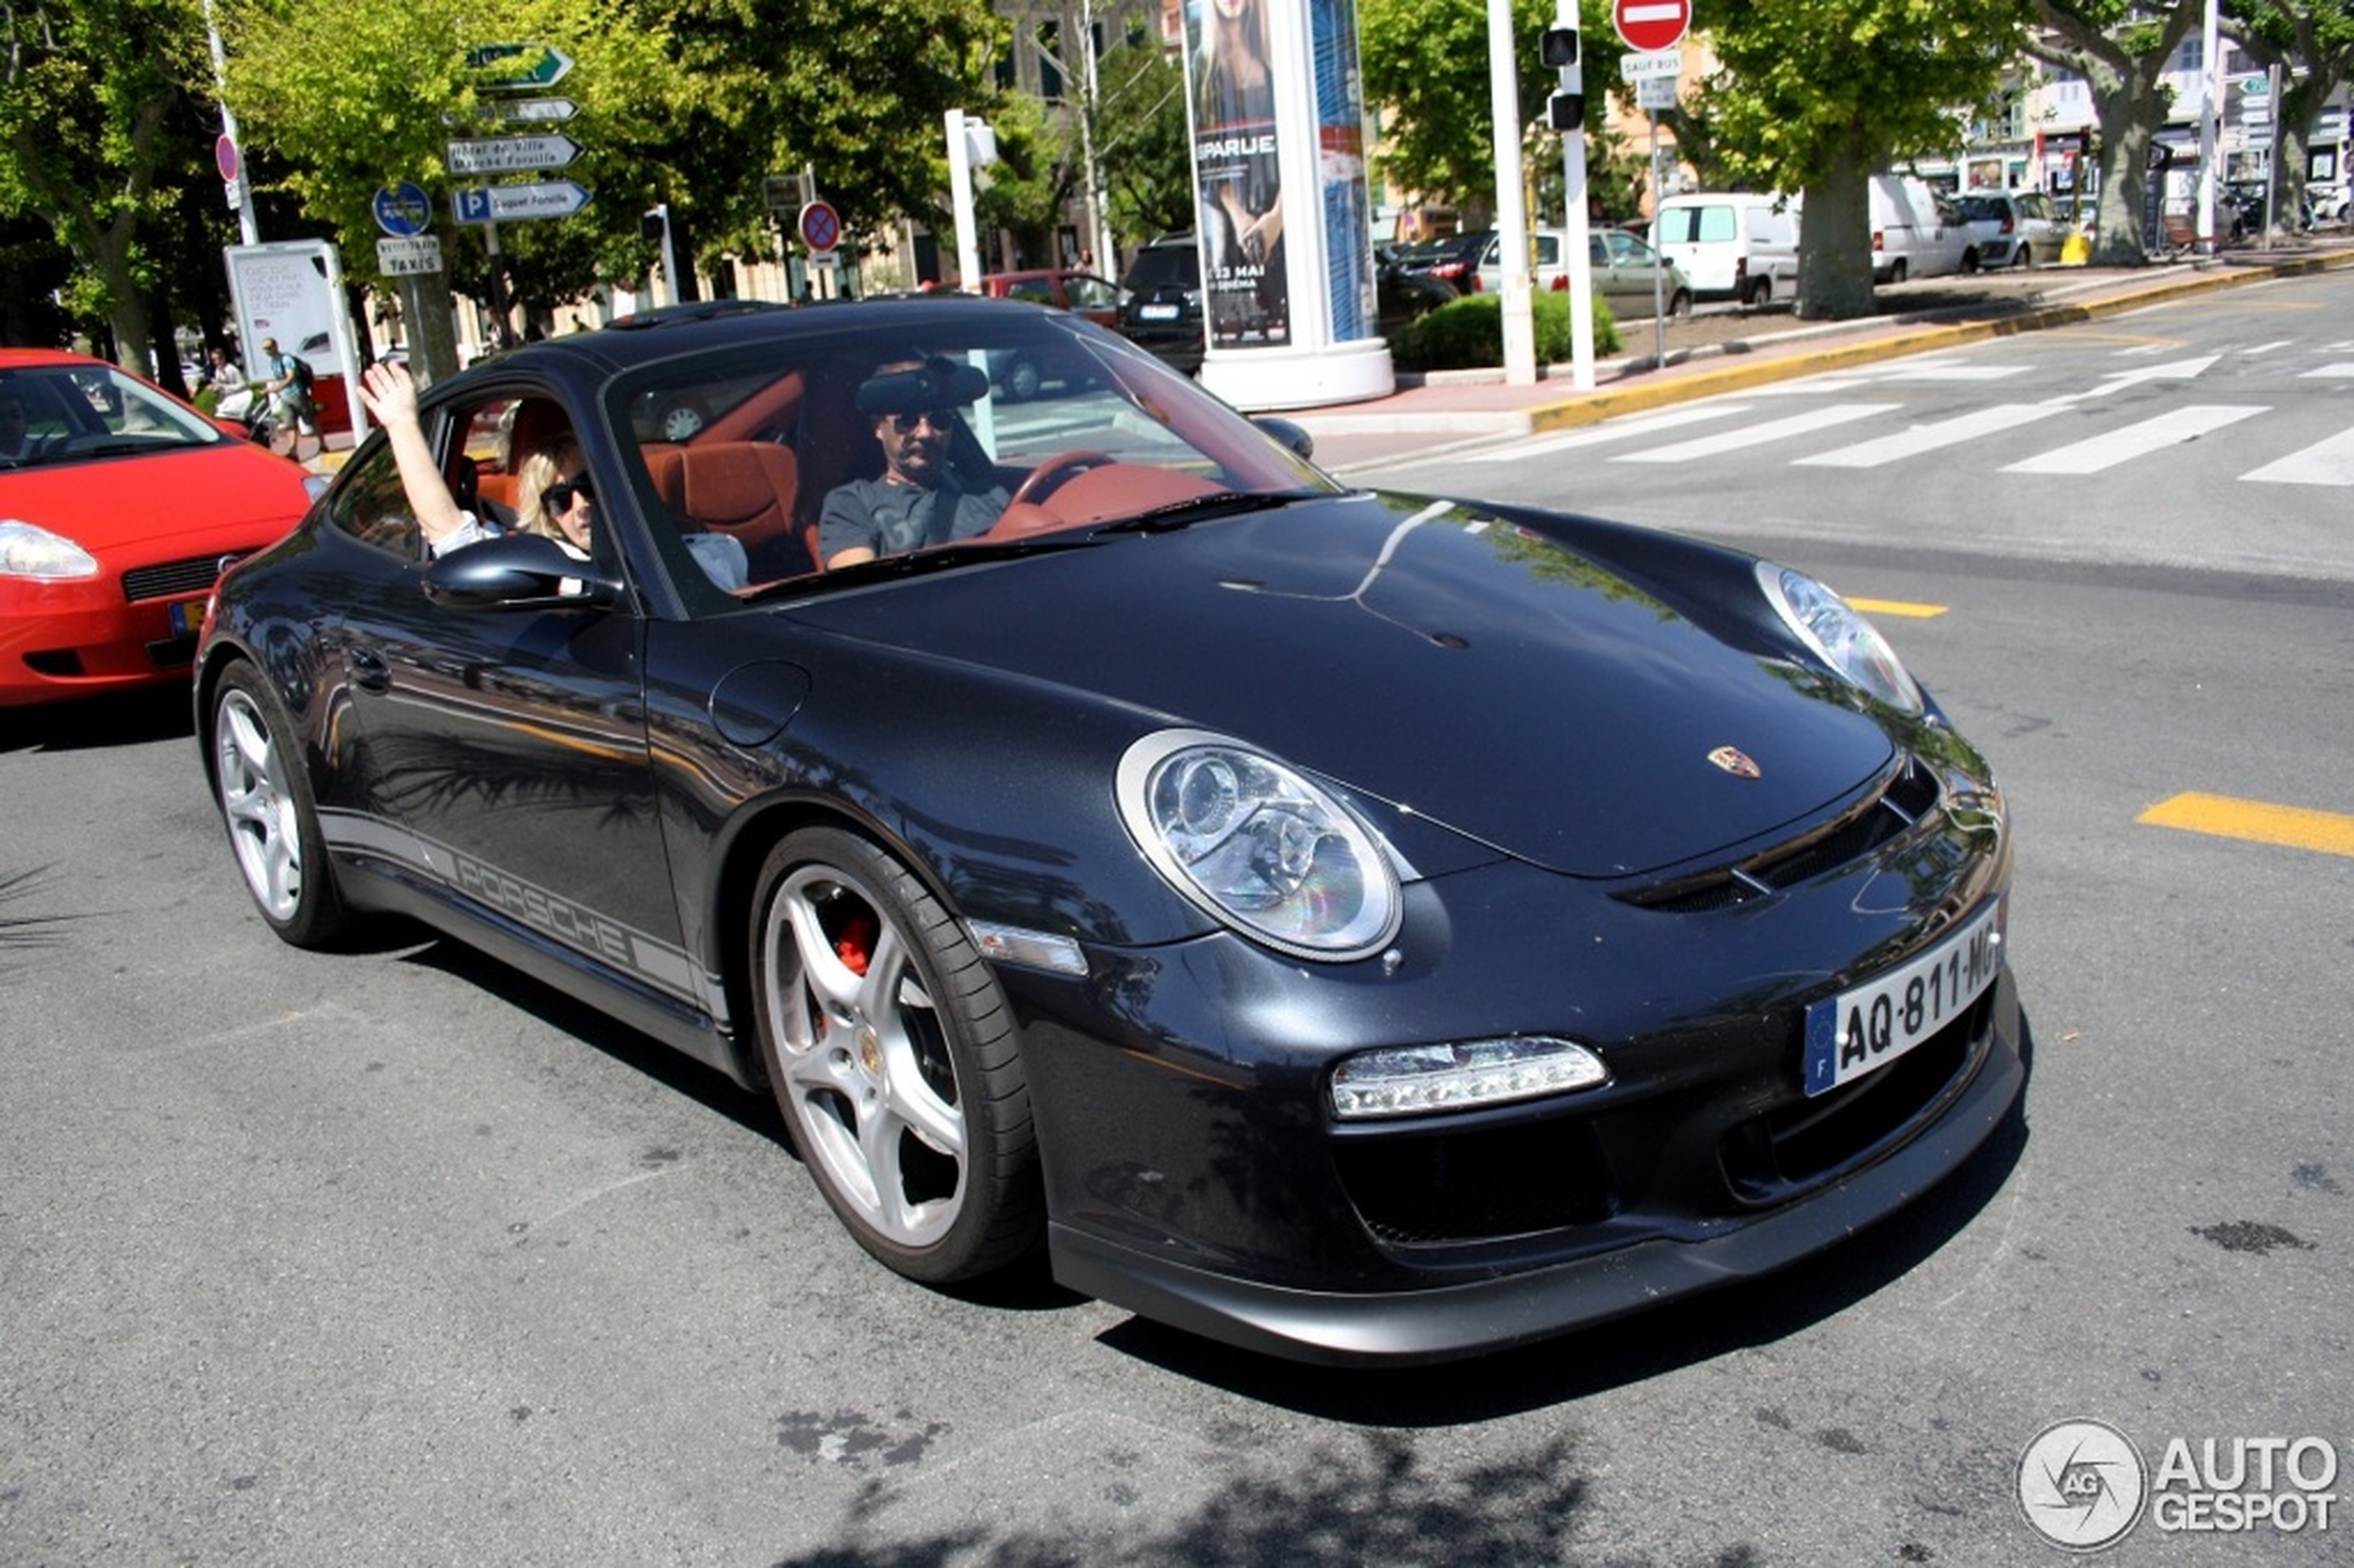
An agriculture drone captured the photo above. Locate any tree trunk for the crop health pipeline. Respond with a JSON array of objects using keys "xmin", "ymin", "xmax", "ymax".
[{"xmin": 1796, "ymin": 145, "xmax": 1876, "ymax": 322}]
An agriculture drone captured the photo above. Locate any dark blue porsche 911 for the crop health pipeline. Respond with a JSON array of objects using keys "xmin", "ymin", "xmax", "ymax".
[{"xmin": 196, "ymin": 295, "xmax": 2023, "ymax": 1364}]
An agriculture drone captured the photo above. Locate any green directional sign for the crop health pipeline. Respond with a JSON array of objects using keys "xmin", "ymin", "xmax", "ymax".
[{"xmin": 465, "ymin": 42, "xmax": 575, "ymax": 91}]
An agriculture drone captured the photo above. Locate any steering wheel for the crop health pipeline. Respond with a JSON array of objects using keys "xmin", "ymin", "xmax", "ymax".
[{"xmin": 1008, "ymin": 449, "xmax": 1116, "ymax": 510}]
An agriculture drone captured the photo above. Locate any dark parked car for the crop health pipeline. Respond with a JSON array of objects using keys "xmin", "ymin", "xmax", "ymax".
[
  {"xmin": 1117, "ymin": 233, "xmax": 1457, "ymax": 373},
  {"xmin": 197, "ymin": 296, "xmax": 2024, "ymax": 1364},
  {"xmin": 1115, "ymin": 232, "xmax": 1207, "ymax": 373},
  {"xmin": 1388, "ymin": 229, "xmax": 1495, "ymax": 293}
]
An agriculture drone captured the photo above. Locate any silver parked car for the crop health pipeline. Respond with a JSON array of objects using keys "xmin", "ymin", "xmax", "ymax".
[
  {"xmin": 1955, "ymin": 191, "xmax": 2076, "ymax": 269},
  {"xmin": 1476, "ymin": 227, "xmax": 1693, "ymax": 319}
]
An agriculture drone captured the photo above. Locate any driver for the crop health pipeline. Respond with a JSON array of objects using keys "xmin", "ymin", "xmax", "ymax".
[{"xmin": 817, "ymin": 355, "xmax": 1008, "ymax": 569}]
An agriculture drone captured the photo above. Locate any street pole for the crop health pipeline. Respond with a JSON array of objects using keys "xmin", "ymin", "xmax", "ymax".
[
  {"xmin": 1487, "ymin": 0, "xmax": 1536, "ymax": 385},
  {"xmin": 200, "ymin": 0, "xmax": 260, "ymax": 246},
  {"xmin": 2196, "ymin": 0, "xmax": 2220, "ymax": 254},
  {"xmin": 946, "ymin": 108, "xmax": 985, "ymax": 291},
  {"xmin": 1551, "ymin": 4, "xmax": 1594, "ymax": 391}
]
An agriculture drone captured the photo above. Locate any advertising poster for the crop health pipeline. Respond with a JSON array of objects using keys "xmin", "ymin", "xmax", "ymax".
[
  {"xmin": 1187, "ymin": 0, "xmax": 1291, "ymax": 349},
  {"xmin": 1310, "ymin": 0, "xmax": 1375, "ymax": 343},
  {"xmin": 222, "ymin": 240, "xmax": 363, "ymax": 437}
]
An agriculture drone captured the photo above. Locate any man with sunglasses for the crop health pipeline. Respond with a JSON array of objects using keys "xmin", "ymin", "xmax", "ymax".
[{"xmin": 817, "ymin": 355, "xmax": 1008, "ymax": 569}]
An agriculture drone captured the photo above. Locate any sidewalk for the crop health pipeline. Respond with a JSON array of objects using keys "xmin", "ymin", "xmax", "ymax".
[{"xmin": 1295, "ymin": 235, "xmax": 2354, "ymax": 472}]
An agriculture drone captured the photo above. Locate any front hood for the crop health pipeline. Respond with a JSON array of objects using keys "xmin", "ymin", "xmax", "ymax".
[
  {"xmin": 0, "ymin": 440, "xmax": 312, "ymax": 550},
  {"xmin": 791, "ymin": 494, "xmax": 1898, "ymax": 878}
]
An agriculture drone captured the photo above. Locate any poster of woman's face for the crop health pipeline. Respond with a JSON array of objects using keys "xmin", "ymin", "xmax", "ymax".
[{"xmin": 1187, "ymin": 0, "xmax": 1291, "ymax": 348}]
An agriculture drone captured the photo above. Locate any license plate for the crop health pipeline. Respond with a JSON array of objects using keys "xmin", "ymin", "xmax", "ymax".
[
  {"xmin": 1139, "ymin": 303, "xmax": 1180, "ymax": 321},
  {"xmin": 168, "ymin": 597, "xmax": 207, "ymax": 636},
  {"xmin": 1803, "ymin": 896, "xmax": 2006, "ymax": 1096}
]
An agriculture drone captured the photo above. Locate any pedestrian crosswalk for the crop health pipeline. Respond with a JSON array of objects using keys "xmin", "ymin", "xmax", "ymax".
[{"xmin": 1447, "ymin": 348, "xmax": 2354, "ymax": 487}]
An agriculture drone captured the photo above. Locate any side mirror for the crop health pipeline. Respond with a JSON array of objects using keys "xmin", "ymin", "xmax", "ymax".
[
  {"xmin": 422, "ymin": 532, "xmax": 624, "ymax": 611},
  {"xmin": 1251, "ymin": 414, "xmax": 1315, "ymax": 461}
]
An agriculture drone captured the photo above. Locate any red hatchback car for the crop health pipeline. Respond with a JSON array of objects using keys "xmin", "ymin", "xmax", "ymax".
[{"xmin": 0, "ymin": 348, "xmax": 319, "ymax": 708}]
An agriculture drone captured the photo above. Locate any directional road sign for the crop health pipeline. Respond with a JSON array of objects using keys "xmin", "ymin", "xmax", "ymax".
[
  {"xmin": 376, "ymin": 235, "xmax": 445, "ymax": 276},
  {"xmin": 466, "ymin": 42, "xmax": 575, "ymax": 91},
  {"xmin": 446, "ymin": 133, "xmax": 582, "ymax": 177},
  {"xmin": 452, "ymin": 181, "xmax": 592, "ymax": 224},
  {"xmin": 1613, "ymin": 0, "xmax": 1690, "ymax": 54},
  {"xmin": 485, "ymin": 97, "xmax": 577, "ymax": 124},
  {"xmin": 373, "ymin": 182, "xmax": 433, "ymax": 237}
]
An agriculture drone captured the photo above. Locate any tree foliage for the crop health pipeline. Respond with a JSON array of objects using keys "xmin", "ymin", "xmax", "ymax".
[
  {"xmin": 1093, "ymin": 32, "xmax": 1192, "ymax": 248},
  {"xmin": 1708, "ymin": 0, "xmax": 2033, "ymax": 317},
  {"xmin": 0, "ymin": 0, "xmax": 214, "ymax": 368}
]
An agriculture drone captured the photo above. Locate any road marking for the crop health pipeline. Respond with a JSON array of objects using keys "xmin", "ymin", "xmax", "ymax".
[
  {"xmin": 1878, "ymin": 364, "xmax": 2035, "ymax": 382},
  {"xmin": 2241, "ymin": 426, "xmax": 2354, "ymax": 486},
  {"xmin": 1845, "ymin": 598, "xmax": 1947, "ymax": 618},
  {"xmin": 2002, "ymin": 404, "xmax": 2268, "ymax": 474},
  {"xmin": 2055, "ymin": 353, "xmax": 2222, "ymax": 403},
  {"xmin": 2138, "ymin": 792, "xmax": 2354, "ymax": 858},
  {"xmin": 1462, "ymin": 403, "xmax": 1750, "ymax": 462},
  {"xmin": 1795, "ymin": 403, "xmax": 2050, "ymax": 468},
  {"xmin": 2237, "ymin": 340, "xmax": 2297, "ymax": 356},
  {"xmin": 1613, "ymin": 403, "xmax": 1899, "ymax": 463},
  {"xmin": 2301, "ymin": 363, "xmax": 2354, "ymax": 379}
]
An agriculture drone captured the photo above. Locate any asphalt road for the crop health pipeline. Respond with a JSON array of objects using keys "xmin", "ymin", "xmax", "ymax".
[{"xmin": 3, "ymin": 284, "xmax": 2349, "ymax": 1562}]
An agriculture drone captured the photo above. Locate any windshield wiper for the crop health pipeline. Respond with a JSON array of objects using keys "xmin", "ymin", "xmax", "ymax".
[
  {"xmin": 1093, "ymin": 488, "xmax": 1317, "ymax": 536},
  {"xmin": 740, "ymin": 528, "xmax": 1103, "ymax": 601}
]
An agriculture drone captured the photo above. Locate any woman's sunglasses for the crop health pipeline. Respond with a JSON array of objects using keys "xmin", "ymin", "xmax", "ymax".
[{"xmin": 543, "ymin": 475, "xmax": 595, "ymax": 512}]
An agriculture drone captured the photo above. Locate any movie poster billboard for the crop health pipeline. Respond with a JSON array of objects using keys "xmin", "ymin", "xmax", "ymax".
[
  {"xmin": 1186, "ymin": 0, "xmax": 1291, "ymax": 349},
  {"xmin": 1310, "ymin": 0, "xmax": 1376, "ymax": 342}
]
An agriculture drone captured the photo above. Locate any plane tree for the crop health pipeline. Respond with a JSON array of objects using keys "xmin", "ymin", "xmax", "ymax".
[
  {"xmin": 2225, "ymin": 0, "xmax": 2354, "ymax": 227},
  {"xmin": 2023, "ymin": 0, "xmax": 2205, "ymax": 263},
  {"xmin": 0, "ymin": 0, "xmax": 213, "ymax": 371},
  {"xmin": 1707, "ymin": 0, "xmax": 2034, "ymax": 319}
]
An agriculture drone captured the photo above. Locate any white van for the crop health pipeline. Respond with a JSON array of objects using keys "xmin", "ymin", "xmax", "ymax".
[
  {"xmin": 1649, "ymin": 193, "xmax": 1802, "ymax": 306},
  {"xmin": 1868, "ymin": 174, "xmax": 1974, "ymax": 282}
]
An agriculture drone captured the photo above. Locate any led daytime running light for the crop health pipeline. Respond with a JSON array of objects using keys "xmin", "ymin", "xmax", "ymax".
[{"xmin": 1330, "ymin": 1037, "xmax": 1608, "ymax": 1120}]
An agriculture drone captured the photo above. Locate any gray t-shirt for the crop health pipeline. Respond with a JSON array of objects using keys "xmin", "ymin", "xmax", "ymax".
[{"xmin": 818, "ymin": 476, "xmax": 1007, "ymax": 564}]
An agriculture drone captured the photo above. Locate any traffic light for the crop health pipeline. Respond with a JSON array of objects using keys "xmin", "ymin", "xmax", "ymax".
[
  {"xmin": 1549, "ymin": 90, "xmax": 1586, "ymax": 131},
  {"xmin": 1540, "ymin": 26, "xmax": 1579, "ymax": 67}
]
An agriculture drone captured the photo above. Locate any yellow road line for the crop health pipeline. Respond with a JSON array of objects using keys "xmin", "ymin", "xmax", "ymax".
[
  {"xmin": 2137, "ymin": 792, "xmax": 2354, "ymax": 858},
  {"xmin": 1848, "ymin": 597, "xmax": 1948, "ymax": 619}
]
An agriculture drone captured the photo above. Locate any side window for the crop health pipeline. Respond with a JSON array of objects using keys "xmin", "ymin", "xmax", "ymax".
[
  {"xmin": 323, "ymin": 437, "xmax": 424, "ymax": 557},
  {"xmin": 1067, "ymin": 277, "xmax": 1116, "ymax": 310},
  {"xmin": 1696, "ymin": 206, "xmax": 1736, "ymax": 243}
]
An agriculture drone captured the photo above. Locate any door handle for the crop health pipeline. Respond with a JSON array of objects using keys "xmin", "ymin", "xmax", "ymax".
[{"xmin": 345, "ymin": 645, "xmax": 390, "ymax": 692}]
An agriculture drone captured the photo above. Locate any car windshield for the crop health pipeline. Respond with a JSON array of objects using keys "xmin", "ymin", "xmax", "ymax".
[
  {"xmin": 604, "ymin": 310, "xmax": 1336, "ymax": 613},
  {"xmin": 1122, "ymin": 245, "xmax": 1196, "ymax": 292},
  {"xmin": 0, "ymin": 363, "xmax": 223, "ymax": 468}
]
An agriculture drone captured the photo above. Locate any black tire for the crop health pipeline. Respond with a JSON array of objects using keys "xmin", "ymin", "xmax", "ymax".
[
  {"xmin": 2011, "ymin": 245, "xmax": 2032, "ymax": 269},
  {"xmin": 749, "ymin": 826, "xmax": 1041, "ymax": 1283},
  {"xmin": 1889, "ymin": 259, "xmax": 1909, "ymax": 284},
  {"xmin": 1747, "ymin": 277, "xmax": 1773, "ymax": 308},
  {"xmin": 1961, "ymin": 247, "xmax": 1981, "ymax": 273},
  {"xmin": 1667, "ymin": 289, "xmax": 1692, "ymax": 321},
  {"xmin": 209, "ymin": 661, "xmax": 348, "ymax": 948},
  {"xmin": 1003, "ymin": 355, "xmax": 1043, "ymax": 403}
]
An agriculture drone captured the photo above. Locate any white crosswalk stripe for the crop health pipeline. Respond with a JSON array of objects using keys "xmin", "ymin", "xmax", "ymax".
[
  {"xmin": 1462, "ymin": 403, "xmax": 1753, "ymax": 463},
  {"xmin": 2302, "ymin": 363, "xmax": 2354, "ymax": 379},
  {"xmin": 1792, "ymin": 403, "xmax": 2054, "ymax": 468},
  {"xmin": 2242, "ymin": 426, "xmax": 2354, "ymax": 486},
  {"xmin": 1611, "ymin": 404, "xmax": 1900, "ymax": 463},
  {"xmin": 2001, "ymin": 405, "xmax": 2269, "ymax": 474}
]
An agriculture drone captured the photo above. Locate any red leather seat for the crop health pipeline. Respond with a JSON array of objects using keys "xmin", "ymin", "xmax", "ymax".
[{"xmin": 654, "ymin": 441, "xmax": 812, "ymax": 580}]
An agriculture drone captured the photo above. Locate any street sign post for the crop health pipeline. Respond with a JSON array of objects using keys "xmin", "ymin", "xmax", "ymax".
[
  {"xmin": 465, "ymin": 43, "xmax": 574, "ymax": 91},
  {"xmin": 445, "ymin": 133, "xmax": 582, "ymax": 177},
  {"xmin": 452, "ymin": 181, "xmax": 592, "ymax": 224},
  {"xmin": 373, "ymin": 182, "xmax": 433, "ymax": 237},
  {"xmin": 1613, "ymin": 0, "xmax": 1690, "ymax": 54},
  {"xmin": 798, "ymin": 199, "xmax": 842, "ymax": 255},
  {"xmin": 375, "ymin": 235, "xmax": 444, "ymax": 276}
]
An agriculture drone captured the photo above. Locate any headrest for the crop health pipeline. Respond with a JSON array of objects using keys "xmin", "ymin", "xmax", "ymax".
[{"xmin": 854, "ymin": 356, "xmax": 990, "ymax": 418}]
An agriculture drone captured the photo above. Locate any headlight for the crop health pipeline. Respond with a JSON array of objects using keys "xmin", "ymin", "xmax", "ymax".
[
  {"xmin": 1758, "ymin": 563, "xmax": 1922, "ymax": 714},
  {"xmin": 1117, "ymin": 729, "xmax": 1402, "ymax": 960},
  {"xmin": 0, "ymin": 520, "xmax": 100, "ymax": 580},
  {"xmin": 1331, "ymin": 1037, "xmax": 1609, "ymax": 1120}
]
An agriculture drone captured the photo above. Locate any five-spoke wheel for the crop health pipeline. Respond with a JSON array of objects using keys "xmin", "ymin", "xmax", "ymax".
[
  {"xmin": 751, "ymin": 828, "xmax": 1040, "ymax": 1283},
  {"xmin": 210, "ymin": 663, "xmax": 345, "ymax": 946}
]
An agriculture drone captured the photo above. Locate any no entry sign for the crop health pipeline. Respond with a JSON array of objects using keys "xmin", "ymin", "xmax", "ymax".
[{"xmin": 1614, "ymin": 0, "xmax": 1690, "ymax": 54}]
